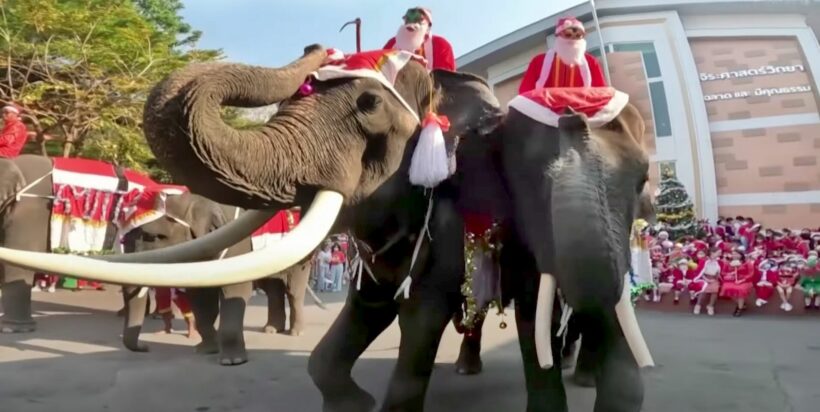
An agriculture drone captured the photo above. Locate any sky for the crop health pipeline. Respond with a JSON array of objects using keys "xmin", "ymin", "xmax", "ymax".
[{"xmin": 179, "ymin": 0, "xmax": 586, "ymax": 67}]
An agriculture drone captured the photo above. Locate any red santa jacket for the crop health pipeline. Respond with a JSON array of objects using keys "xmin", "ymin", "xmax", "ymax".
[
  {"xmin": 0, "ymin": 117, "xmax": 28, "ymax": 158},
  {"xmin": 519, "ymin": 52, "xmax": 606, "ymax": 94},
  {"xmin": 383, "ymin": 35, "xmax": 456, "ymax": 72}
]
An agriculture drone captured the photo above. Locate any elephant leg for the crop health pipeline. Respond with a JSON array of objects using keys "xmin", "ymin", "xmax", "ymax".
[
  {"xmin": 455, "ymin": 312, "xmax": 485, "ymax": 375},
  {"xmin": 285, "ymin": 262, "xmax": 311, "ymax": 336},
  {"xmin": 381, "ymin": 290, "xmax": 456, "ymax": 411},
  {"xmin": 260, "ymin": 278, "xmax": 286, "ymax": 334},
  {"xmin": 309, "ymin": 290, "xmax": 398, "ymax": 412},
  {"xmin": 0, "ymin": 270, "xmax": 36, "ymax": 333},
  {"xmin": 588, "ymin": 315, "xmax": 644, "ymax": 412},
  {"xmin": 188, "ymin": 287, "xmax": 220, "ymax": 355},
  {"xmin": 572, "ymin": 332, "xmax": 597, "ymax": 388},
  {"xmin": 121, "ymin": 286, "xmax": 149, "ymax": 352},
  {"xmin": 218, "ymin": 282, "xmax": 252, "ymax": 366}
]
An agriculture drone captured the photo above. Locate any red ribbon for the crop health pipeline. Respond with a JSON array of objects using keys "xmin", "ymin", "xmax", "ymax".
[{"xmin": 423, "ymin": 112, "xmax": 450, "ymax": 132}]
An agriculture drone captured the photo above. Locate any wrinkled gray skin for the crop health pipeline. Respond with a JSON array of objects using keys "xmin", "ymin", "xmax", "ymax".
[
  {"xmin": 0, "ymin": 155, "xmax": 124, "ymax": 333},
  {"xmin": 119, "ymin": 192, "xmax": 312, "ymax": 365},
  {"xmin": 450, "ymin": 104, "xmax": 654, "ymax": 412}
]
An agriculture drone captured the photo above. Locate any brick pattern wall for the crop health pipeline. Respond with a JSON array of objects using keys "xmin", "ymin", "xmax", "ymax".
[
  {"xmin": 712, "ymin": 123, "xmax": 820, "ymax": 194},
  {"xmin": 718, "ymin": 204, "xmax": 820, "ymax": 230},
  {"xmin": 689, "ymin": 38, "xmax": 817, "ymax": 122},
  {"xmin": 606, "ymin": 51, "xmax": 656, "ymax": 155}
]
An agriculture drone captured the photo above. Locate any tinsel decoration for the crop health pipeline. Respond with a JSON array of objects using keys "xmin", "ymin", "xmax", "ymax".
[
  {"xmin": 460, "ymin": 222, "xmax": 503, "ymax": 330},
  {"xmin": 653, "ymin": 168, "xmax": 697, "ymax": 241}
]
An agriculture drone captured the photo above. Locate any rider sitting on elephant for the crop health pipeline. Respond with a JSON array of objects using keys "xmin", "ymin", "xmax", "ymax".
[{"xmin": 383, "ymin": 7, "xmax": 455, "ymax": 72}]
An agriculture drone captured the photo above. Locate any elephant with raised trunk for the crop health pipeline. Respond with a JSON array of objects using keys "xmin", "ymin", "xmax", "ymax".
[{"xmin": 119, "ymin": 192, "xmax": 315, "ymax": 365}]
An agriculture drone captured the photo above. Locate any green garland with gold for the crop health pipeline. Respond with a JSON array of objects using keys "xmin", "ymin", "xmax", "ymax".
[{"xmin": 460, "ymin": 222, "xmax": 505, "ymax": 330}]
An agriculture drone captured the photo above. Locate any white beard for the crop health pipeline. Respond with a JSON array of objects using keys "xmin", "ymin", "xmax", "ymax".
[
  {"xmin": 553, "ymin": 37, "xmax": 586, "ymax": 66},
  {"xmin": 394, "ymin": 24, "xmax": 426, "ymax": 52}
]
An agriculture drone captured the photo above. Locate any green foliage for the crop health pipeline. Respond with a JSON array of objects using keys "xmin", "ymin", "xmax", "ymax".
[
  {"xmin": 654, "ymin": 170, "xmax": 697, "ymax": 241},
  {"xmin": 0, "ymin": 0, "xmax": 221, "ymax": 178}
]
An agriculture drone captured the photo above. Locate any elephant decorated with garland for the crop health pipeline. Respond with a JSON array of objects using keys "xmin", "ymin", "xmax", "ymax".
[{"xmin": 0, "ymin": 46, "xmax": 655, "ymax": 411}]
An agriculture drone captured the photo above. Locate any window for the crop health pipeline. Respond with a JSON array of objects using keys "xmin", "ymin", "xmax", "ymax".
[{"xmin": 649, "ymin": 82, "xmax": 672, "ymax": 137}]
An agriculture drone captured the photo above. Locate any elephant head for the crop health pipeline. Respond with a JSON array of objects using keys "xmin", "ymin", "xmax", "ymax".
[{"xmin": 0, "ymin": 45, "xmax": 501, "ymax": 288}]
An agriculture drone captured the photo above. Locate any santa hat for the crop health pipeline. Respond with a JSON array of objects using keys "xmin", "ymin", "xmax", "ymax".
[
  {"xmin": 404, "ymin": 7, "xmax": 433, "ymax": 25},
  {"xmin": 556, "ymin": 16, "xmax": 585, "ymax": 35},
  {"xmin": 2, "ymin": 103, "xmax": 21, "ymax": 114}
]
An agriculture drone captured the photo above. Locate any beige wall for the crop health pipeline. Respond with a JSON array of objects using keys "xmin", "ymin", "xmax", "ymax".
[
  {"xmin": 719, "ymin": 204, "xmax": 820, "ymax": 230},
  {"xmin": 689, "ymin": 38, "xmax": 817, "ymax": 122},
  {"xmin": 493, "ymin": 75, "xmax": 523, "ymax": 111},
  {"xmin": 712, "ymin": 123, "xmax": 820, "ymax": 194}
]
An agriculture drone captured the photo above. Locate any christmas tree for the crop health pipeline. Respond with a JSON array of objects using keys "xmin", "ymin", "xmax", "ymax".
[{"xmin": 654, "ymin": 166, "xmax": 697, "ymax": 241}]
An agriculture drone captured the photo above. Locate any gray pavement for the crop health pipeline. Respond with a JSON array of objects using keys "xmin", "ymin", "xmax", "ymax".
[{"xmin": 1, "ymin": 287, "xmax": 818, "ymax": 412}]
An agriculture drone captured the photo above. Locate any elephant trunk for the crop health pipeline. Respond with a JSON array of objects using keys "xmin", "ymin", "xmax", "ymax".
[
  {"xmin": 143, "ymin": 46, "xmax": 329, "ymax": 209},
  {"xmin": 533, "ymin": 114, "xmax": 653, "ymax": 370}
]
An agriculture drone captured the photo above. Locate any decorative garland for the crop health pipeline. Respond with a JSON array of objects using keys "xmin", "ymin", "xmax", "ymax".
[
  {"xmin": 52, "ymin": 247, "xmax": 116, "ymax": 256},
  {"xmin": 460, "ymin": 222, "xmax": 504, "ymax": 330}
]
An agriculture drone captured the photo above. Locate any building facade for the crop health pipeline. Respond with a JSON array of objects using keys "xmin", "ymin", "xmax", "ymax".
[{"xmin": 457, "ymin": 0, "xmax": 820, "ymax": 228}]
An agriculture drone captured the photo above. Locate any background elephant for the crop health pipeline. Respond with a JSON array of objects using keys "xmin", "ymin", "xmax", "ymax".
[
  {"xmin": 0, "ymin": 154, "xmax": 129, "ymax": 333},
  {"xmin": 120, "ymin": 192, "xmax": 315, "ymax": 365}
]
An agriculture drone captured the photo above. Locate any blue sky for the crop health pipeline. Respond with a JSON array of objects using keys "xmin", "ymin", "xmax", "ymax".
[{"xmin": 179, "ymin": 0, "xmax": 585, "ymax": 67}]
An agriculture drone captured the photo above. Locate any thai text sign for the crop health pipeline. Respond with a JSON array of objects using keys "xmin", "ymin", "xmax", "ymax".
[
  {"xmin": 699, "ymin": 64, "xmax": 805, "ymax": 82},
  {"xmin": 703, "ymin": 85, "xmax": 813, "ymax": 102}
]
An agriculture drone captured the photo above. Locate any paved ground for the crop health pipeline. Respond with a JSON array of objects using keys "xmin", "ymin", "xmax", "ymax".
[{"xmin": 1, "ymin": 287, "xmax": 819, "ymax": 412}]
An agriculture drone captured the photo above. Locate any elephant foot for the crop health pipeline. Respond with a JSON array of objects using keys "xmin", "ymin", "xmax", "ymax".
[
  {"xmin": 561, "ymin": 342, "xmax": 579, "ymax": 370},
  {"xmin": 288, "ymin": 328, "xmax": 305, "ymax": 337},
  {"xmin": 195, "ymin": 339, "xmax": 219, "ymax": 355},
  {"xmin": 124, "ymin": 340, "xmax": 150, "ymax": 353},
  {"xmin": 218, "ymin": 349, "xmax": 248, "ymax": 366},
  {"xmin": 455, "ymin": 337, "xmax": 483, "ymax": 375},
  {"xmin": 324, "ymin": 387, "xmax": 377, "ymax": 412},
  {"xmin": 0, "ymin": 319, "xmax": 36, "ymax": 334},
  {"xmin": 571, "ymin": 370, "xmax": 596, "ymax": 388},
  {"xmin": 262, "ymin": 324, "xmax": 280, "ymax": 334}
]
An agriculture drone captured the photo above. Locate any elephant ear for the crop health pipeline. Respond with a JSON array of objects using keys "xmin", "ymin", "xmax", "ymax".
[
  {"xmin": 611, "ymin": 103, "xmax": 647, "ymax": 150},
  {"xmin": 184, "ymin": 195, "xmax": 230, "ymax": 240},
  {"xmin": 432, "ymin": 70, "xmax": 504, "ymax": 139}
]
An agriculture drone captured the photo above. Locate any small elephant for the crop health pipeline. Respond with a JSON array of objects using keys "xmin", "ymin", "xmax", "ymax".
[{"xmin": 120, "ymin": 192, "xmax": 314, "ymax": 365}]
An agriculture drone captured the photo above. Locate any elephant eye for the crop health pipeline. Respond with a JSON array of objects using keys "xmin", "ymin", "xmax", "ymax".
[
  {"xmin": 636, "ymin": 174, "xmax": 648, "ymax": 193},
  {"xmin": 141, "ymin": 233, "xmax": 156, "ymax": 242},
  {"xmin": 356, "ymin": 91, "xmax": 383, "ymax": 114}
]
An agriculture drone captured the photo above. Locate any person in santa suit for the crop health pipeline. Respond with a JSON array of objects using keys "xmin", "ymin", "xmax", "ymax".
[
  {"xmin": 776, "ymin": 259, "xmax": 799, "ymax": 311},
  {"xmin": 754, "ymin": 258, "xmax": 779, "ymax": 307},
  {"xmin": 383, "ymin": 7, "xmax": 456, "ymax": 72},
  {"xmin": 719, "ymin": 250, "xmax": 755, "ymax": 317},
  {"xmin": 518, "ymin": 16, "xmax": 607, "ymax": 94},
  {"xmin": 665, "ymin": 257, "xmax": 693, "ymax": 304}
]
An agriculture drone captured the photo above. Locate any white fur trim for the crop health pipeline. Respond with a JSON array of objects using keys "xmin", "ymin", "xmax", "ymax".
[
  {"xmin": 507, "ymin": 89, "xmax": 629, "ymax": 129},
  {"xmin": 409, "ymin": 119, "xmax": 450, "ymax": 188},
  {"xmin": 313, "ymin": 65, "xmax": 420, "ymax": 124},
  {"xmin": 2, "ymin": 105, "xmax": 19, "ymax": 114}
]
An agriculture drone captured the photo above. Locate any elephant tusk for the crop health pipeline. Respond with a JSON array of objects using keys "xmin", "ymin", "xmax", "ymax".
[
  {"xmin": 137, "ymin": 287, "xmax": 149, "ymax": 299},
  {"xmin": 535, "ymin": 273, "xmax": 557, "ymax": 369},
  {"xmin": 615, "ymin": 275, "xmax": 655, "ymax": 368},
  {"xmin": 0, "ymin": 190, "xmax": 343, "ymax": 288}
]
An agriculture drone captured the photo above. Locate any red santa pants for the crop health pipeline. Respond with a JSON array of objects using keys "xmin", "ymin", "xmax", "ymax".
[
  {"xmin": 155, "ymin": 288, "xmax": 192, "ymax": 317},
  {"xmin": 755, "ymin": 283, "xmax": 775, "ymax": 301}
]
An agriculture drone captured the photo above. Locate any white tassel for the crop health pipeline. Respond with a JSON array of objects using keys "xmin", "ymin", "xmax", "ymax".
[{"xmin": 409, "ymin": 112, "xmax": 451, "ymax": 188}]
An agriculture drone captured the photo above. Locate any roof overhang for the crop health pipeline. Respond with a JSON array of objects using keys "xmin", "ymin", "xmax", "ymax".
[{"xmin": 457, "ymin": 0, "xmax": 820, "ymax": 76}]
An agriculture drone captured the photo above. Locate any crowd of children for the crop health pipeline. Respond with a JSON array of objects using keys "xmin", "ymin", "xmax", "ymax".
[{"xmin": 639, "ymin": 217, "xmax": 820, "ymax": 317}]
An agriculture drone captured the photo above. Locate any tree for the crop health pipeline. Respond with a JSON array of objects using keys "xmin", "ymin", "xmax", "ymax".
[
  {"xmin": 653, "ymin": 166, "xmax": 697, "ymax": 241},
  {"xmin": 0, "ymin": 0, "xmax": 221, "ymax": 175}
]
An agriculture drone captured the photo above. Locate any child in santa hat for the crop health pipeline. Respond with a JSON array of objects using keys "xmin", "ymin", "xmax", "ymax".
[
  {"xmin": 754, "ymin": 258, "xmax": 779, "ymax": 307},
  {"xmin": 665, "ymin": 257, "xmax": 692, "ymax": 304},
  {"xmin": 776, "ymin": 258, "xmax": 799, "ymax": 311},
  {"xmin": 719, "ymin": 250, "xmax": 755, "ymax": 316}
]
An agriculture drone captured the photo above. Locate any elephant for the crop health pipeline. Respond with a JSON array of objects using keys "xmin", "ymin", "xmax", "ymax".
[
  {"xmin": 0, "ymin": 154, "xmax": 130, "ymax": 333},
  {"xmin": 119, "ymin": 191, "xmax": 315, "ymax": 365},
  {"xmin": 0, "ymin": 44, "xmax": 654, "ymax": 412}
]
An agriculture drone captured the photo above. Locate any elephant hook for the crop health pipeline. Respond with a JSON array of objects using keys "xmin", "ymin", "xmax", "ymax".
[{"xmin": 339, "ymin": 18, "xmax": 362, "ymax": 53}]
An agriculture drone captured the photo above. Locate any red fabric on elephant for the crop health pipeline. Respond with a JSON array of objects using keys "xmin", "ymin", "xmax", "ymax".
[
  {"xmin": 251, "ymin": 209, "xmax": 301, "ymax": 251},
  {"xmin": 507, "ymin": 87, "xmax": 629, "ymax": 129}
]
